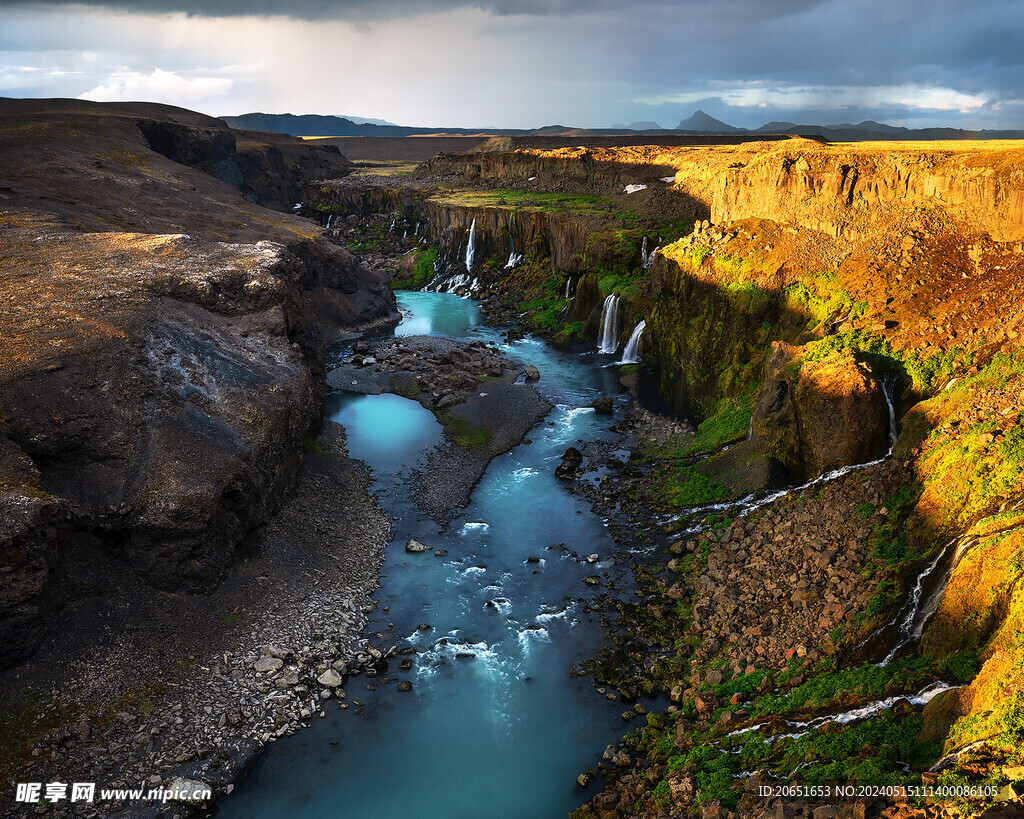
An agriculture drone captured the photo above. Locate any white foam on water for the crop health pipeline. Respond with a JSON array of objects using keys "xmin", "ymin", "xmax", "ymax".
[
  {"xmin": 511, "ymin": 467, "xmax": 539, "ymax": 481},
  {"xmin": 517, "ymin": 625, "xmax": 550, "ymax": 653},
  {"xmin": 621, "ymin": 320, "xmax": 646, "ymax": 364},
  {"xmin": 536, "ymin": 603, "xmax": 574, "ymax": 623},
  {"xmin": 487, "ymin": 597, "xmax": 513, "ymax": 616},
  {"xmin": 554, "ymin": 405, "xmax": 596, "ymax": 430},
  {"xmin": 597, "ymin": 294, "xmax": 621, "ymax": 353},
  {"xmin": 460, "ymin": 521, "xmax": 490, "ymax": 535},
  {"xmin": 768, "ymin": 682, "xmax": 964, "ymax": 744},
  {"xmin": 465, "ymin": 217, "xmax": 477, "ymax": 271},
  {"xmin": 416, "ymin": 638, "xmax": 504, "ymax": 680}
]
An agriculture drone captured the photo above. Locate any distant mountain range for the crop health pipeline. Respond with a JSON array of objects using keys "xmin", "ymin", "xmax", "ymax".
[
  {"xmin": 221, "ymin": 112, "xmax": 531, "ymax": 137},
  {"xmin": 668, "ymin": 109, "xmax": 1024, "ymax": 141},
  {"xmin": 222, "ymin": 110, "xmax": 1024, "ymax": 142}
]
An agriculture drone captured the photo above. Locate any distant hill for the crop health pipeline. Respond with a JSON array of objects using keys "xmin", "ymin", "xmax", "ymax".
[
  {"xmin": 223, "ymin": 113, "xmax": 401, "ymax": 134},
  {"xmin": 676, "ymin": 110, "xmax": 738, "ymax": 132},
  {"xmin": 220, "ymin": 112, "xmax": 534, "ymax": 138}
]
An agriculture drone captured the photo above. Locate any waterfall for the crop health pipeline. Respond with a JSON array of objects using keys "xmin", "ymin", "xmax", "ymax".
[
  {"xmin": 597, "ymin": 294, "xmax": 621, "ymax": 354},
  {"xmin": 620, "ymin": 320, "xmax": 646, "ymax": 364},
  {"xmin": 640, "ymin": 237, "xmax": 659, "ymax": 269},
  {"xmin": 565, "ymin": 277, "xmax": 575, "ymax": 300},
  {"xmin": 465, "ymin": 218, "xmax": 477, "ymax": 272},
  {"xmin": 505, "ymin": 232, "xmax": 523, "ymax": 268},
  {"xmin": 882, "ymin": 373, "xmax": 898, "ymax": 448}
]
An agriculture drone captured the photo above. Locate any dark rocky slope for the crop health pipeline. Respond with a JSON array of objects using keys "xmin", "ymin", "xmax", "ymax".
[{"xmin": 0, "ymin": 98, "xmax": 399, "ymax": 670}]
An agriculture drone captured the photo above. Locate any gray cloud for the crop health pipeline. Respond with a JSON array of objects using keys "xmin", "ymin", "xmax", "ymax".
[{"xmin": 1, "ymin": 0, "xmax": 1022, "ymax": 129}]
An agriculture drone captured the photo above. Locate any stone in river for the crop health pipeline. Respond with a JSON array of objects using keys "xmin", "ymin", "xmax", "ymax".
[
  {"xmin": 590, "ymin": 396, "xmax": 613, "ymax": 414},
  {"xmin": 555, "ymin": 447, "xmax": 583, "ymax": 478},
  {"xmin": 397, "ymin": 681, "xmax": 413, "ymax": 692},
  {"xmin": 524, "ymin": 365, "xmax": 540, "ymax": 380},
  {"xmin": 405, "ymin": 538, "xmax": 431, "ymax": 553}
]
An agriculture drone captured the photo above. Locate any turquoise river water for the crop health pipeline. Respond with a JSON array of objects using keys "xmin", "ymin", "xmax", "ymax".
[{"xmin": 219, "ymin": 292, "xmax": 639, "ymax": 818}]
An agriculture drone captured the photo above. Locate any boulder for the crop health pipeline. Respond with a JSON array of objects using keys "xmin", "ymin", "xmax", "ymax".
[
  {"xmin": 555, "ymin": 447, "xmax": 583, "ymax": 479},
  {"xmin": 751, "ymin": 342, "xmax": 889, "ymax": 481},
  {"xmin": 317, "ymin": 668, "xmax": 343, "ymax": 687},
  {"xmin": 524, "ymin": 365, "xmax": 540, "ymax": 380},
  {"xmin": 253, "ymin": 656, "xmax": 283, "ymax": 673},
  {"xmin": 405, "ymin": 538, "xmax": 431, "ymax": 553},
  {"xmin": 590, "ymin": 396, "xmax": 614, "ymax": 414},
  {"xmin": 167, "ymin": 778, "xmax": 211, "ymax": 803}
]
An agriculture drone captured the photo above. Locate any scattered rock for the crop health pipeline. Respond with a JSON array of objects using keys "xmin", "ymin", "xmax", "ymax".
[{"xmin": 317, "ymin": 669, "xmax": 343, "ymax": 688}]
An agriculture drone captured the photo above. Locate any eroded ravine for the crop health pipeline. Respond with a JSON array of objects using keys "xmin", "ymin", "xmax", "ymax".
[{"xmin": 219, "ymin": 292, "xmax": 641, "ymax": 818}]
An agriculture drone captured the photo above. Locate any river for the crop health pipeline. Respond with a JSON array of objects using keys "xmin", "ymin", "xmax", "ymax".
[{"xmin": 218, "ymin": 292, "xmax": 640, "ymax": 818}]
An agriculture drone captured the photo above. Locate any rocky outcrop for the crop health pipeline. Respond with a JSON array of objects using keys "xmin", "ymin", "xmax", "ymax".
[
  {"xmin": 751, "ymin": 342, "xmax": 889, "ymax": 481},
  {"xmin": 138, "ymin": 116, "xmax": 353, "ymax": 211}
]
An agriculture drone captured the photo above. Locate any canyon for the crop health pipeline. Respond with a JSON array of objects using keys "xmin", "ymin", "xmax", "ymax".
[
  {"xmin": 306, "ymin": 137, "xmax": 1024, "ymax": 817},
  {"xmin": 1, "ymin": 100, "xmax": 1023, "ymax": 819}
]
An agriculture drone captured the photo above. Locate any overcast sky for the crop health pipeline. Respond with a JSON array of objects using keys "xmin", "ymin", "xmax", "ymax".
[{"xmin": 2, "ymin": 0, "xmax": 1022, "ymax": 129}]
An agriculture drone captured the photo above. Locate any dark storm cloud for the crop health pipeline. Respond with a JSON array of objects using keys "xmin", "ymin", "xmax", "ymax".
[
  {"xmin": 0, "ymin": 0, "xmax": 830, "ymax": 21},
  {"xmin": 1, "ymin": 0, "xmax": 1022, "ymax": 128}
]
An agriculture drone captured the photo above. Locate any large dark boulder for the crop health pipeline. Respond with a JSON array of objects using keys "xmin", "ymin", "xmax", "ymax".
[{"xmin": 751, "ymin": 342, "xmax": 889, "ymax": 481}]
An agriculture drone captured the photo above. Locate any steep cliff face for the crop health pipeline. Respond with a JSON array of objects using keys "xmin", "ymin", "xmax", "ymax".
[
  {"xmin": 137, "ymin": 117, "xmax": 354, "ymax": 212},
  {"xmin": 423, "ymin": 147, "xmax": 683, "ymax": 197},
  {"xmin": 0, "ymin": 99, "xmax": 398, "ymax": 670},
  {"xmin": 710, "ymin": 142, "xmax": 1024, "ymax": 242}
]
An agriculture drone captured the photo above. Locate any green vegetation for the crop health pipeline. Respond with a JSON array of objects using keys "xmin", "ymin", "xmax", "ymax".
[
  {"xmin": 345, "ymin": 238, "xmax": 380, "ymax": 253},
  {"xmin": 870, "ymin": 481, "xmax": 923, "ymax": 564},
  {"xmin": 644, "ymin": 394, "xmax": 753, "ymax": 463},
  {"xmin": 433, "ymin": 189, "xmax": 606, "ymax": 214},
  {"xmin": 440, "ymin": 413, "xmax": 492, "ymax": 449},
  {"xmin": 802, "ymin": 329, "xmax": 974, "ymax": 395},
  {"xmin": 392, "ymin": 247, "xmax": 438, "ymax": 289},
  {"xmin": 784, "ymin": 273, "xmax": 867, "ymax": 331},
  {"xmin": 303, "ymin": 436, "xmax": 328, "ymax": 456},
  {"xmin": 665, "ymin": 744, "xmax": 739, "ymax": 808},
  {"xmin": 661, "ymin": 464, "xmax": 730, "ymax": 507}
]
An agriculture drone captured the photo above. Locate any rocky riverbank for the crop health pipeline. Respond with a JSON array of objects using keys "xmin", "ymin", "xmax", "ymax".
[
  {"xmin": 4, "ymin": 424, "xmax": 390, "ymax": 817},
  {"xmin": 327, "ymin": 334, "xmax": 552, "ymax": 521}
]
